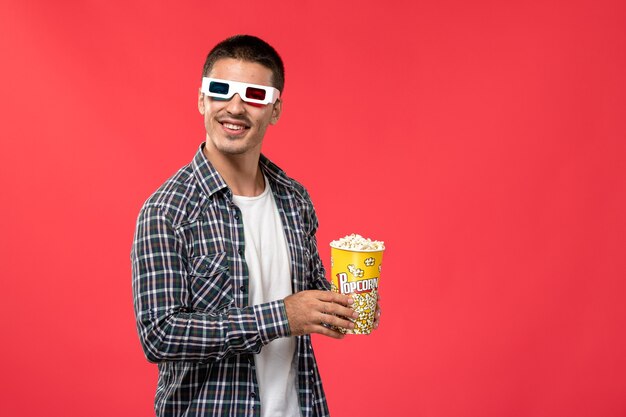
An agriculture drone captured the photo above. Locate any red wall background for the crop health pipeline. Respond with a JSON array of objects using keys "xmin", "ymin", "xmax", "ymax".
[{"xmin": 1, "ymin": 1, "xmax": 625, "ymax": 416}]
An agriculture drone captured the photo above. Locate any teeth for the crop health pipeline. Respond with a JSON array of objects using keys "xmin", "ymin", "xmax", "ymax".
[{"xmin": 223, "ymin": 123, "xmax": 245, "ymax": 131}]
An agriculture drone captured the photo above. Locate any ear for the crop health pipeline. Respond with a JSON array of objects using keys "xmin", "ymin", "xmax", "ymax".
[
  {"xmin": 270, "ymin": 99, "xmax": 282, "ymax": 125},
  {"xmin": 198, "ymin": 89, "xmax": 206, "ymax": 115}
]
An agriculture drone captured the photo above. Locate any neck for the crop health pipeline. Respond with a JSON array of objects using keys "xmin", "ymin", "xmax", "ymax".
[{"xmin": 203, "ymin": 144, "xmax": 265, "ymax": 197}]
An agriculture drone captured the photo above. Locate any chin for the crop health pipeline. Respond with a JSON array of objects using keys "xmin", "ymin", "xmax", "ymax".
[{"xmin": 216, "ymin": 144, "xmax": 251, "ymax": 155}]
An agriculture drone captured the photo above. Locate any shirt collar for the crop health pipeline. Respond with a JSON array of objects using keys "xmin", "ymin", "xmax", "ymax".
[
  {"xmin": 191, "ymin": 143, "xmax": 292, "ymax": 198},
  {"xmin": 191, "ymin": 144, "xmax": 229, "ymax": 198},
  {"xmin": 259, "ymin": 153, "xmax": 292, "ymax": 190}
]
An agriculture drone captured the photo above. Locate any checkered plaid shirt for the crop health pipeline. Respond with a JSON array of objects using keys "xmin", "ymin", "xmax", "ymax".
[{"xmin": 132, "ymin": 145, "xmax": 331, "ymax": 417}]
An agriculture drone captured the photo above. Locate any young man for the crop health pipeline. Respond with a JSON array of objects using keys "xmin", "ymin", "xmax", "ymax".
[{"xmin": 132, "ymin": 35, "xmax": 378, "ymax": 417}]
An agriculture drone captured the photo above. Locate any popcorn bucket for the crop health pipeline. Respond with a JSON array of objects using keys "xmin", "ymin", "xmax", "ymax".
[{"xmin": 330, "ymin": 243, "xmax": 384, "ymax": 335}]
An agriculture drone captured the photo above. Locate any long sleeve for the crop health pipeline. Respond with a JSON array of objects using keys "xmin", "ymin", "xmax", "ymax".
[
  {"xmin": 298, "ymin": 186, "xmax": 332, "ymax": 292},
  {"xmin": 131, "ymin": 205, "xmax": 291, "ymax": 363},
  {"xmin": 307, "ymin": 206, "xmax": 331, "ymax": 292}
]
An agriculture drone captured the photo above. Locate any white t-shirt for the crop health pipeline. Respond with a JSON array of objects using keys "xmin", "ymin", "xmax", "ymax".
[{"xmin": 232, "ymin": 178, "xmax": 301, "ymax": 417}]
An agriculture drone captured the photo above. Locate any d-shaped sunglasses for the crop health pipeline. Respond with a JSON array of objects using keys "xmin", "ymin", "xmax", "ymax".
[{"xmin": 201, "ymin": 77, "xmax": 281, "ymax": 105}]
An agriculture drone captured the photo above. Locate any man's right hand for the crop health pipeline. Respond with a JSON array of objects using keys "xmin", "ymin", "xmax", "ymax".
[{"xmin": 283, "ymin": 290, "xmax": 358, "ymax": 339}]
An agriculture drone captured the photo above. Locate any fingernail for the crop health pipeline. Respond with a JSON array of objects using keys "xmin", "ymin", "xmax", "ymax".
[
  {"xmin": 347, "ymin": 297, "xmax": 354, "ymax": 305},
  {"xmin": 352, "ymin": 311, "xmax": 360, "ymax": 319}
]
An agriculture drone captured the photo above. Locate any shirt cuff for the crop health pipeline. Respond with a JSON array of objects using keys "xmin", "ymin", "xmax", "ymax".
[{"xmin": 253, "ymin": 300, "xmax": 292, "ymax": 345}]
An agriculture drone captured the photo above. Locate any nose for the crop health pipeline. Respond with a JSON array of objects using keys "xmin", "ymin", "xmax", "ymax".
[{"xmin": 225, "ymin": 93, "xmax": 246, "ymax": 115}]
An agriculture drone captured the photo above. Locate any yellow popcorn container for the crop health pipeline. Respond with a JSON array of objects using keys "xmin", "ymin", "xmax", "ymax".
[{"xmin": 330, "ymin": 244, "xmax": 384, "ymax": 335}]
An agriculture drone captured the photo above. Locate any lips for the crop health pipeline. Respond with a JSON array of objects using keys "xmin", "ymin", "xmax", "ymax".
[
  {"xmin": 223, "ymin": 122, "xmax": 245, "ymax": 131},
  {"xmin": 219, "ymin": 118, "xmax": 250, "ymax": 135}
]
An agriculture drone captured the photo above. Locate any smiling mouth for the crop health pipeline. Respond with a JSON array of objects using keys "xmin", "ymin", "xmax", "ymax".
[{"xmin": 222, "ymin": 122, "xmax": 247, "ymax": 131}]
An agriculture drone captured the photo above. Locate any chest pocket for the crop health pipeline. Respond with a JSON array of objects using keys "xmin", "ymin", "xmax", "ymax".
[{"xmin": 188, "ymin": 252, "xmax": 233, "ymax": 313}]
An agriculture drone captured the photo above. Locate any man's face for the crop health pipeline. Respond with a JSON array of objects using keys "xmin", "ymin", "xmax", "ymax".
[{"xmin": 198, "ymin": 58, "xmax": 282, "ymax": 157}]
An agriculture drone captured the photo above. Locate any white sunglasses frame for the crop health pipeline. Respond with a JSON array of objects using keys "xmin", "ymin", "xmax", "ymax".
[{"xmin": 201, "ymin": 77, "xmax": 280, "ymax": 105}]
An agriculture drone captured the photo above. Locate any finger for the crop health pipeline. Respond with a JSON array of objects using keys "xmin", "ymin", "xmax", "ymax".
[
  {"xmin": 320, "ymin": 313, "xmax": 355, "ymax": 331},
  {"xmin": 313, "ymin": 324, "xmax": 346, "ymax": 339},
  {"xmin": 321, "ymin": 302, "xmax": 359, "ymax": 320},
  {"xmin": 316, "ymin": 291, "xmax": 354, "ymax": 306}
]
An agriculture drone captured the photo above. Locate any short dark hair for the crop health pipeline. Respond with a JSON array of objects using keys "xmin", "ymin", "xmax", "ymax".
[{"xmin": 202, "ymin": 35, "xmax": 285, "ymax": 93}]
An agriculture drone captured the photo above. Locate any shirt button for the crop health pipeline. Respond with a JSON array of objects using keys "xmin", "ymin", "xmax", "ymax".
[
  {"xmin": 234, "ymin": 214, "xmax": 240, "ymax": 220},
  {"xmin": 238, "ymin": 248, "xmax": 244, "ymax": 255},
  {"xmin": 250, "ymin": 392, "xmax": 257, "ymax": 398},
  {"xmin": 239, "ymin": 285, "xmax": 247, "ymax": 293}
]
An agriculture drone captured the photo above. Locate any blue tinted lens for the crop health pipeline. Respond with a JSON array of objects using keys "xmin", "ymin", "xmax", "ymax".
[{"xmin": 209, "ymin": 81, "xmax": 229, "ymax": 95}]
